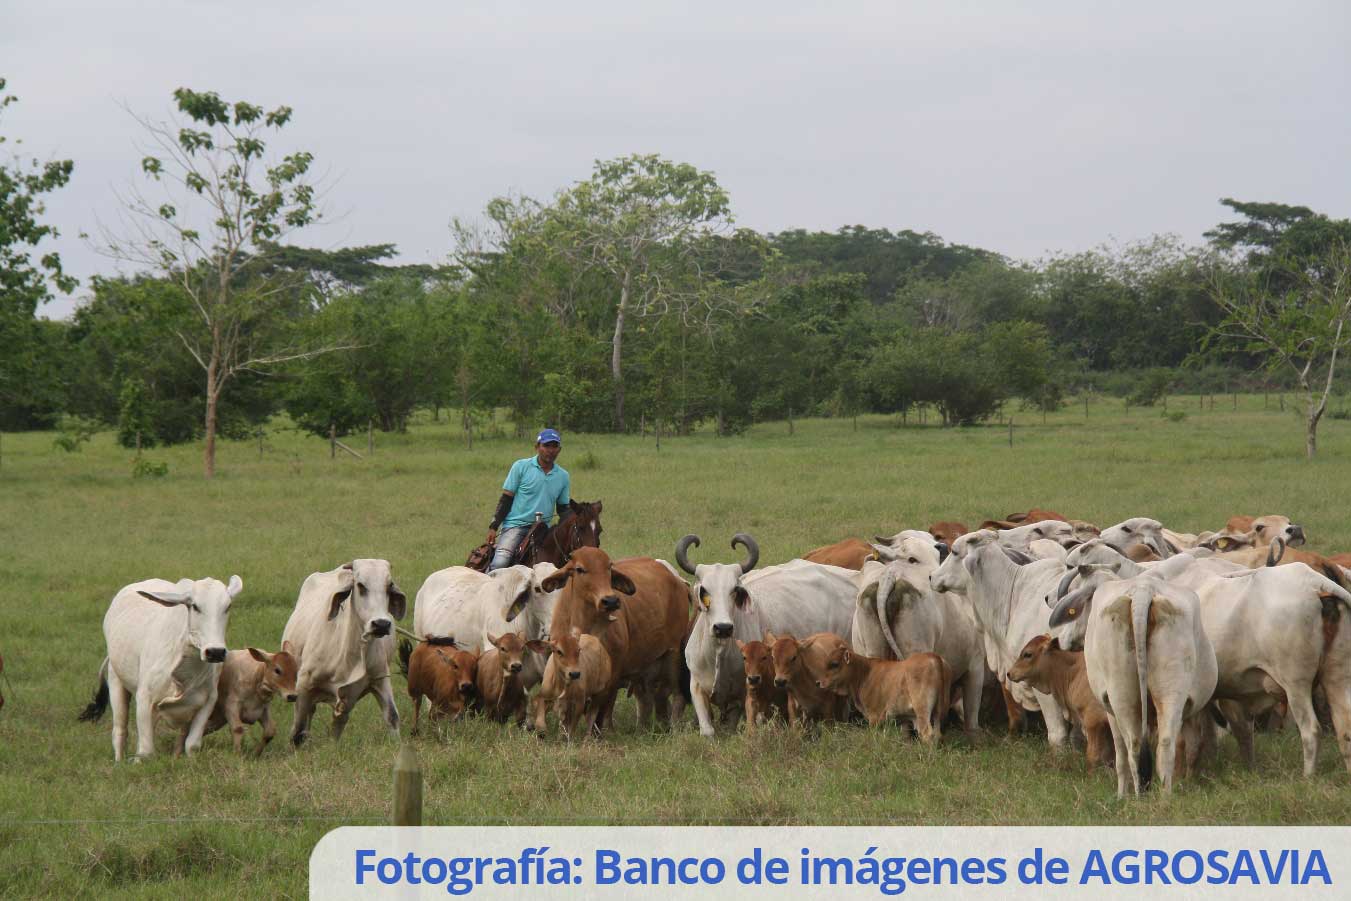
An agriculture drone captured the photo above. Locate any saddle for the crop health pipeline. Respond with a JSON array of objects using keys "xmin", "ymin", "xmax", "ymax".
[{"xmin": 464, "ymin": 520, "xmax": 551, "ymax": 573}]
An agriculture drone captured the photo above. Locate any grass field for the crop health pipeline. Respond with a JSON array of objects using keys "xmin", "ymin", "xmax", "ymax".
[{"xmin": 3, "ymin": 395, "xmax": 1351, "ymax": 898}]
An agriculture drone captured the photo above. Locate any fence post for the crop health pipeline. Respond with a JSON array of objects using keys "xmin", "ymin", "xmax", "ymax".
[
  {"xmin": 368, "ymin": 420, "xmax": 374, "ymax": 457},
  {"xmin": 1008, "ymin": 418, "xmax": 1013, "ymax": 447},
  {"xmin": 1084, "ymin": 394, "xmax": 1089, "ymax": 418},
  {"xmin": 392, "ymin": 743, "xmax": 422, "ymax": 826},
  {"xmin": 330, "ymin": 424, "xmax": 336, "ymax": 460}
]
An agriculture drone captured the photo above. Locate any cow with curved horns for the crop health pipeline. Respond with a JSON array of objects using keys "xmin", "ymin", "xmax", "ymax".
[
  {"xmin": 542, "ymin": 546, "xmax": 687, "ymax": 734},
  {"xmin": 283, "ymin": 559, "xmax": 406, "ymax": 747},
  {"xmin": 79, "ymin": 575, "xmax": 242, "ymax": 761},
  {"xmin": 677, "ymin": 533, "xmax": 861, "ymax": 737}
]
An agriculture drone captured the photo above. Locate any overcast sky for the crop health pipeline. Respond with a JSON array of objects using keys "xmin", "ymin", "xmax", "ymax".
[{"xmin": 6, "ymin": 1, "xmax": 1349, "ymax": 319}]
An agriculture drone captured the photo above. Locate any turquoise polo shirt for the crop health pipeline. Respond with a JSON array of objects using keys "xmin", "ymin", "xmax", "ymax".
[{"xmin": 501, "ymin": 456, "xmax": 571, "ymax": 529}]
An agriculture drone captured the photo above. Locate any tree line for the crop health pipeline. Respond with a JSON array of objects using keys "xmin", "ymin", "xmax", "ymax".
[{"xmin": 4, "ymin": 82, "xmax": 1351, "ymax": 473}]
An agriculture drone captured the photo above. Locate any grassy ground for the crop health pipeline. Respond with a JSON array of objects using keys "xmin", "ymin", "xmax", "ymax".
[{"xmin": 3, "ymin": 395, "xmax": 1351, "ymax": 897}]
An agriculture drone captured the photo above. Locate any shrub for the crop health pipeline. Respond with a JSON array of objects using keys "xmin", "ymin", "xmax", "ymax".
[
  {"xmin": 52, "ymin": 415, "xmax": 99, "ymax": 452},
  {"xmin": 132, "ymin": 458, "xmax": 169, "ymax": 478}
]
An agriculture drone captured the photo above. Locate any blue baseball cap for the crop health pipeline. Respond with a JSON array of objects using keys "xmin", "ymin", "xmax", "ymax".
[{"xmin": 536, "ymin": 428, "xmax": 562, "ymax": 446}]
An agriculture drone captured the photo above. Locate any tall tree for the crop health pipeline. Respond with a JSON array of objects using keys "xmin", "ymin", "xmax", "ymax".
[
  {"xmin": 100, "ymin": 88, "xmax": 342, "ymax": 476},
  {"xmin": 531, "ymin": 154, "xmax": 735, "ymax": 431},
  {"xmin": 0, "ymin": 77, "xmax": 76, "ymax": 428},
  {"xmin": 1204, "ymin": 199, "xmax": 1351, "ymax": 458}
]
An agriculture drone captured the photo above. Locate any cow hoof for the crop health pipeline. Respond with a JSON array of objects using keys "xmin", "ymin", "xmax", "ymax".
[
  {"xmin": 700, "ymin": 728, "xmax": 716, "ymax": 738},
  {"xmin": 291, "ymin": 732, "xmax": 307, "ymax": 748}
]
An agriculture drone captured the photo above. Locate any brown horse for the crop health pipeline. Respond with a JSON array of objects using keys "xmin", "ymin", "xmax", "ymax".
[{"xmin": 518, "ymin": 500, "xmax": 604, "ymax": 568}]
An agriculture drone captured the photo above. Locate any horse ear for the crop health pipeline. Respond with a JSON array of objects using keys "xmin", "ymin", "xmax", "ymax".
[{"xmin": 594, "ymin": 499, "xmax": 602, "ymax": 514}]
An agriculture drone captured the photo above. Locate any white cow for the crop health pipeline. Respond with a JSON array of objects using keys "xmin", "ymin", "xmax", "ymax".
[
  {"xmin": 929, "ymin": 530, "xmax": 1072, "ymax": 748},
  {"xmin": 1098, "ymin": 517, "xmax": 1179, "ymax": 559},
  {"xmin": 854, "ymin": 537, "xmax": 985, "ymax": 734},
  {"xmin": 283, "ymin": 559, "xmax": 405, "ymax": 746},
  {"xmin": 1058, "ymin": 541, "xmax": 1351, "ymax": 775},
  {"xmin": 80, "ymin": 575, "xmax": 242, "ymax": 761},
  {"xmin": 1049, "ymin": 572, "xmax": 1217, "ymax": 797},
  {"xmin": 675, "ymin": 533, "xmax": 860, "ymax": 737},
  {"xmin": 412, "ymin": 563, "xmax": 559, "ymax": 689},
  {"xmin": 997, "ymin": 520, "xmax": 1078, "ymax": 555}
]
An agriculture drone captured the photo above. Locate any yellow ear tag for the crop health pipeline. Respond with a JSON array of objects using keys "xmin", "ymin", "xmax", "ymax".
[{"xmin": 1068, "ymin": 607, "xmax": 1077, "ymax": 617}]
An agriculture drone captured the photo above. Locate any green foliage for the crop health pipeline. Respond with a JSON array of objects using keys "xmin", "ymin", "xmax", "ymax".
[
  {"xmin": 51, "ymin": 414, "xmax": 98, "ymax": 452},
  {"xmin": 131, "ymin": 457, "xmax": 169, "ymax": 478},
  {"xmin": 0, "ymin": 77, "xmax": 76, "ymax": 427},
  {"xmin": 1164, "ymin": 410, "xmax": 1188, "ymax": 423},
  {"xmin": 1127, "ymin": 368, "xmax": 1174, "ymax": 407}
]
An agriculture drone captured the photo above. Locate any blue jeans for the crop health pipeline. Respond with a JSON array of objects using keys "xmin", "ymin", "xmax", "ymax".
[{"xmin": 489, "ymin": 526, "xmax": 530, "ymax": 571}]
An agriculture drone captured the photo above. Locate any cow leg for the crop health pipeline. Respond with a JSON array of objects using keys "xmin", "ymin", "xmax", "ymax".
[
  {"xmin": 134, "ymin": 686, "xmax": 158, "ymax": 759},
  {"xmin": 1217, "ymin": 699, "xmax": 1255, "ymax": 767},
  {"xmin": 1153, "ymin": 699, "xmax": 1183, "ymax": 795},
  {"xmin": 107, "ymin": 668, "xmax": 130, "ymax": 763},
  {"xmin": 1283, "ymin": 683, "xmax": 1320, "ymax": 777},
  {"xmin": 173, "ymin": 728, "xmax": 188, "ymax": 758},
  {"xmin": 1108, "ymin": 713, "xmax": 1130, "ymax": 799},
  {"xmin": 962, "ymin": 667, "xmax": 983, "ymax": 737},
  {"xmin": 592, "ymin": 689, "xmax": 619, "ymax": 737},
  {"xmin": 744, "ymin": 694, "xmax": 757, "ymax": 736},
  {"xmin": 330, "ymin": 688, "xmax": 356, "ymax": 742},
  {"xmin": 291, "ymin": 691, "xmax": 318, "ymax": 747},
  {"xmin": 1033, "ymin": 689, "xmax": 1071, "ymax": 749},
  {"xmin": 256, "ymin": 707, "xmax": 276, "ymax": 757},
  {"xmin": 410, "ymin": 693, "xmax": 424, "ymax": 736},
  {"xmin": 372, "ymin": 677, "xmax": 401, "ymax": 736},
  {"xmin": 690, "ymin": 683, "xmax": 717, "ymax": 738},
  {"xmin": 182, "ymin": 686, "xmax": 217, "ymax": 756},
  {"xmin": 1001, "ymin": 681, "xmax": 1025, "ymax": 735}
]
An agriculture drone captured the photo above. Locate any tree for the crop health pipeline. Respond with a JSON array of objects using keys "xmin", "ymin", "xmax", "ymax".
[
  {"xmin": 0, "ymin": 77, "xmax": 76, "ymax": 428},
  {"xmin": 529, "ymin": 154, "xmax": 735, "ymax": 431},
  {"xmin": 100, "ymin": 88, "xmax": 343, "ymax": 477}
]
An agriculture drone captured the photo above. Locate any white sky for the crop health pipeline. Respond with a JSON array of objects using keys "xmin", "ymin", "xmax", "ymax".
[{"xmin": 6, "ymin": 1, "xmax": 1349, "ymax": 319}]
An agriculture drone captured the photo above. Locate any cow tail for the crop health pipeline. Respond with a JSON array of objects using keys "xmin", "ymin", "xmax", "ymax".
[
  {"xmin": 397, "ymin": 638, "xmax": 413, "ymax": 677},
  {"xmin": 1131, "ymin": 586, "xmax": 1154, "ymax": 791},
  {"xmin": 874, "ymin": 570, "xmax": 904, "ymax": 661},
  {"xmin": 78, "ymin": 658, "xmax": 110, "ymax": 722},
  {"xmin": 678, "ymin": 647, "xmax": 693, "ymax": 706}
]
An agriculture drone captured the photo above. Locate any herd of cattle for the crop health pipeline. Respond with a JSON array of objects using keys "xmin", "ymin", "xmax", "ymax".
[{"xmin": 75, "ymin": 508, "xmax": 1351, "ymax": 799}]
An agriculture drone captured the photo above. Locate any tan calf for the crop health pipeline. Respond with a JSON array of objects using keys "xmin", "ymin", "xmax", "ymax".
[
  {"xmin": 737, "ymin": 639, "xmax": 788, "ymax": 732},
  {"xmin": 476, "ymin": 633, "xmax": 533, "ymax": 726},
  {"xmin": 801, "ymin": 633, "xmax": 950, "ymax": 741},
  {"xmin": 176, "ymin": 644, "xmax": 299, "ymax": 756},
  {"xmin": 928, "ymin": 522, "xmax": 969, "ymax": 547},
  {"xmin": 406, "ymin": 639, "xmax": 478, "ymax": 733},
  {"xmin": 802, "ymin": 538, "xmax": 878, "ymax": 570},
  {"xmin": 765, "ymin": 632, "xmax": 847, "ymax": 726},
  {"xmin": 527, "ymin": 628, "xmax": 612, "ymax": 740},
  {"xmin": 1007, "ymin": 635, "xmax": 1114, "ymax": 769}
]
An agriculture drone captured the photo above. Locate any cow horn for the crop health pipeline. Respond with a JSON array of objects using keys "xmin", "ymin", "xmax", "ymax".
[
  {"xmin": 1054, "ymin": 568, "xmax": 1078, "ymax": 603},
  {"xmin": 732, "ymin": 533, "xmax": 759, "ymax": 574},
  {"xmin": 675, "ymin": 534, "xmax": 701, "ymax": 575},
  {"xmin": 1267, "ymin": 537, "xmax": 1286, "ymax": 567}
]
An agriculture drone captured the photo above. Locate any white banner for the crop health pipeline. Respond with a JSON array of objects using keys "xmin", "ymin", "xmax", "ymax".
[{"xmin": 310, "ymin": 826, "xmax": 1343, "ymax": 900}]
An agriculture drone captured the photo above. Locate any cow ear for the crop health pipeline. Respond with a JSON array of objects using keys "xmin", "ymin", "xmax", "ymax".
[
  {"xmin": 763, "ymin": 631, "xmax": 778, "ymax": 646},
  {"xmin": 487, "ymin": 633, "xmax": 502, "ymax": 649},
  {"xmin": 1048, "ymin": 585, "xmax": 1094, "ymax": 629},
  {"xmin": 247, "ymin": 647, "xmax": 268, "ymax": 663},
  {"xmin": 387, "ymin": 582, "xmax": 407, "ymax": 620},
  {"xmin": 735, "ymin": 639, "xmax": 746, "ymax": 652},
  {"xmin": 226, "ymin": 575, "xmax": 244, "ymax": 598},
  {"xmin": 525, "ymin": 640, "xmax": 551, "ymax": 656},
  {"xmin": 328, "ymin": 586, "xmax": 352, "ymax": 621},
  {"xmin": 281, "ymin": 640, "xmax": 297, "ymax": 657},
  {"xmin": 842, "ymin": 648, "xmax": 851, "ymax": 665},
  {"xmin": 540, "ymin": 564, "xmax": 574, "ymax": 592},
  {"xmin": 137, "ymin": 578, "xmax": 194, "ymax": 607},
  {"xmin": 610, "ymin": 567, "xmax": 637, "ymax": 596},
  {"xmin": 1048, "ymin": 636, "xmax": 1062, "ymax": 651}
]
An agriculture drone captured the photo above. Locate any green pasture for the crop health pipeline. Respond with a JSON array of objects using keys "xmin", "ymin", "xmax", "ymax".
[{"xmin": 3, "ymin": 395, "xmax": 1351, "ymax": 898}]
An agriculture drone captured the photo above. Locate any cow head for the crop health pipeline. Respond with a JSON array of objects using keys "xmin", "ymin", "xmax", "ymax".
[
  {"xmin": 765, "ymin": 632, "xmax": 802, "ymax": 689},
  {"xmin": 1098, "ymin": 517, "xmax": 1174, "ymax": 559},
  {"xmin": 248, "ymin": 641, "xmax": 300, "ymax": 702},
  {"xmin": 327, "ymin": 559, "xmax": 405, "ymax": 639},
  {"xmin": 737, "ymin": 639, "xmax": 773, "ymax": 689},
  {"xmin": 1000, "ymin": 520, "xmax": 1078, "ymax": 552},
  {"xmin": 927, "ymin": 521, "xmax": 969, "ymax": 549},
  {"xmin": 539, "ymin": 546, "xmax": 636, "ymax": 622},
  {"xmin": 675, "ymin": 533, "xmax": 759, "ymax": 642},
  {"xmin": 530, "ymin": 627, "xmax": 584, "ymax": 682},
  {"xmin": 929, "ymin": 531, "xmax": 993, "ymax": 594},
  {"xmin": 436, "ymin": 647, "xmax": 479, "ymax": 700},
  {"xmin": 137, "ymin": 575, "xmax": 242, "ymax": 662},
  {"xmin": 1202, "ymin": 514, "xmax": 1304, "ymax": 552},
  {"xmin": 1006, "ymin": 634, "xmax": 1058, "ymax": 688},
  {"xmin": 486, "ymin": 632, "xmax": 529, "ymax": 676},
  {"xmin": 798, "ymin": 633, "xmax": 852, "ymax": 694}
]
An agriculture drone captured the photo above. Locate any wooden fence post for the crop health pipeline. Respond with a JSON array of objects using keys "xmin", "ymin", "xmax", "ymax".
[
  {"xmin": 1007, "ymin": 418, "xmax": 1013, "ymax": 447},
  {"xmin": 368, "ymin": 420, "xmax": 374, "ymax": 457},
  {"xmin": 330, "ymin": 424, "xmax": 336, "ymax": 459},
  {"xmin": 392, "ymin": 743, "xmax": 422, "ymax": 826}
]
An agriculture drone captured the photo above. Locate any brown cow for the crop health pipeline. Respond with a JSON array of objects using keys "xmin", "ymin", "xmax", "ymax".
[
  {"xmin": 764, "ymin": 632, "xmax": 847, "ymax": 726},
  {"xmin": 527, "ymin": 628, "xmax": 612, "ymax": 740},
  {"xmin": 1208, "ymin": 514, "xmax": 1306, "ymax": 549},
  {"xmin": 406, "ymin": 639, "xmax": 478, "ymax": 733},
  {"xmin": 476, "ymin": 633, "xmax": 533, "ymax": 726},
  {"xmin": 928, "ymin": 522, "xmax": 969, "ymax": 547},
  {"xmin": 1330, "ymin": 552, "xmax": 1351, "ymax": 570},
  {"xmin": 800, "ymin": 633, "xmax": 950, "ymax": 742},
  {"xmin": 1216, "ymin": 536, "xmax": 1350, "ymax": 589},
  {"xmin": 802, "ymin": 537, "xmax": 878, "ymax": 570},
  {"xmin": 1007, "ymin": 635, "xmax": 1113, "ymax": 769},
  {"xmin": 981, "ymin": 508, "xmax": 1068, "ymax": 530},
  {"xmin": 737, "ymin": 639, "xmax": 788, "ymax": 733},
  {"xmin": 175, "ymin": 645, "xmax": 299, "ymax": 757},
  {"xmin": 542, "ymin": 547, "xmax": 687, "ymax": 734}
]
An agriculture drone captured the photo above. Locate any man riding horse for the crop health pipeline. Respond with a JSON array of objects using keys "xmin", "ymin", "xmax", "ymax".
[{"xmin": 485, "ymin": 428, "xmax": 602, "ymax": 569}]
